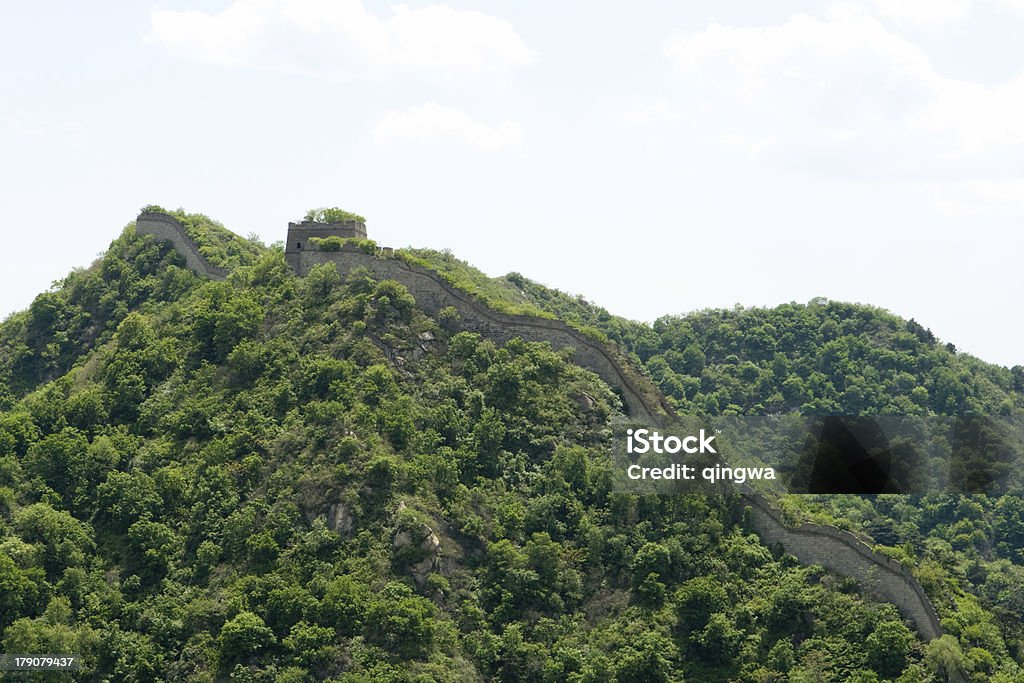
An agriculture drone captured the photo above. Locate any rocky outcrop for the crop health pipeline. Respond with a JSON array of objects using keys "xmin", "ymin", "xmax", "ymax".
[
  {"xmin": 394, "ymin": 521, "xmax": 441, "ymax": 587},
  {"xmin": 326, "ymin": 502, "xmax": 354, "ymax": 536}
]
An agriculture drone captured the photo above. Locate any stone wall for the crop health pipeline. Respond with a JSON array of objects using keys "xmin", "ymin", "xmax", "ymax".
[
  {"xmin": 285, "ymin": 221, "xmax": 368, "ymax": 262},
  {"xmin": 136, "ymin": 212, "xmax": 228, "ymax": 281},
  {"xmin": 291, "ymin": 246, "xmax": 674, "ymax": 423},
  {"xmin": 745, "ymin": 491, "xmax": 943, "ymax": 641},
  {"xmin": 150, "ymin": 223, "xmax": 951, "ymax": 645}
]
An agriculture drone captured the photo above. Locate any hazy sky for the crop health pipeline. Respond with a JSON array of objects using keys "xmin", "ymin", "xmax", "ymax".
[{"xmin": 2, "ymin": 1, "xmax": 1023, "ymax": 367}]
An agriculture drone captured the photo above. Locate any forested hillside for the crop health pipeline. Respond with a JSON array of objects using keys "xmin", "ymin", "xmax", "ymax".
[{"xmin": 0, "ymin": 213, "xmax": 1021, "ymax": 681}]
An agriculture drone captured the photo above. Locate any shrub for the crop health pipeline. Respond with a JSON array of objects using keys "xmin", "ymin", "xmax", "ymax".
[
  {"xmin": 218, "ymin": 612, "xmax": 275, "ymax": 667},
  {"xmin": 311, "ymin": 236, "xmax": 344, "ymax": 252},
  {"xmin": 311, "ymin": 236, "xmax": 377, "ymax": 254},
  {"xmin": 304, "ymin": 207, "xmax": 366, "ymax": 224}
]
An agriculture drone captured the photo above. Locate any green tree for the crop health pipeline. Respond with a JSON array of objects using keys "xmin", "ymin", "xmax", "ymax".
[
  {"xmin": 320, "ymin": 575, "xmax": 367, "ymax": 637},
  {"xmin": 303, "ymin": 207, "xmax": 366, "ymax": 223},
  {"xmin": 12, "ymin": 503, "xmax": 94, "ymax": 579},
  {"xmin": 925, "ymin": 635, "xmax": 965, "ymax": 683},
  {"xmin": 218, "ymin": 611, "xmax": 275, "ymax": 668},
  {"xmin": 126, "ymin": 519, "xmax": 179, "ymax": 584},
  {"xmin": 675, "ymin": 575, "xmax": 728, "ymax": 633},
  {"xmin": 364, "ymin": 582, "xmax": 436, "ymax": 660},
  {"xmin": 283, "ymin": 621, "xmax": 337, "ymax": 671},
  {"xmin": 0, "ymin": 554, "xmax": 47, "ymax": 628},
  {"xmin": 866, "ymin": 619, "xmax": 913, "ymax": 678}
]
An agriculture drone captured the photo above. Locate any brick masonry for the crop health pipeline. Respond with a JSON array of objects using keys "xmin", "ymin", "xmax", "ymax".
[{"xmin": 285, "ymin": 220, "xmax": 368, "ymax": 261}]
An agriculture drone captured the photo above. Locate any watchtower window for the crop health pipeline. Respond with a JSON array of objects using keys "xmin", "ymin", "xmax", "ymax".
[{"xmin": 296, "ymin": 242, "xmax": 302, "ymax": 250}]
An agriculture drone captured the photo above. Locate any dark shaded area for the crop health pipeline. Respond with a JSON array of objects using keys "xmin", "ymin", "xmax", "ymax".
[
  {"xmin": 804, "ymin": 417, "xmax": 901, "ymax": 493},
  {"xmin": 949, "ymin": 415, "xmax": 1020, "ymax": 494}
]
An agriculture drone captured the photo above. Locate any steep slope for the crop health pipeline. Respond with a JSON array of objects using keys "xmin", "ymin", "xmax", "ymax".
[
  {"xmin": 0, "ymin": 211, "xmax": 1020, "ymax": 681},
  {"xmin": 414, "ymin": 248, "xmax": 1024, "ymax": 680},
  {"xmin": 0, "ymin": 209, "xmax": 262, "ymax": 406},
  {"xmin": 404, "ymin": 248, "xmax": 1024, "ymax": 418}
]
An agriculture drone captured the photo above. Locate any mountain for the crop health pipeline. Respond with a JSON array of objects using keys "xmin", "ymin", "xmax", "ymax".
[
  {"xmin": 408, "ymin": 250, "xmax": 1023, "ymax": 418},
  {"xmin": 0, "ymin": 209, "xmax": 1021, "ymax": 681}
]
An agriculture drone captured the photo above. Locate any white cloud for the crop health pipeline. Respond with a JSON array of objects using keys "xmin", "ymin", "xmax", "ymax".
[
  {"xmin": 868, "ymin": 0, "xmax": 971, "ymax": 25},
  {"xmin": 989, "ymin": 0, "xmax": 1024, "ymax": 15},
  {"xmin": 623, "ymin": 99, "xmax": 677, "ymax": 124},
  {"xmin": 912, "ymin": 73, "xmax": 1024, "ymax": 155},
  {"xmin": 278, "ymin": 0, "xmax": 389, "ymax": 62},
  {"xmin": 664, "ymin": 5, "xmax": 934, "ymax": 91},
  {"xmin": 386, "ymin": 4, "xmax": 536, "ymax": 69},
  {"xmin": 3, "ymin": 112, "xmax": 47, "ymax": 140},
  {"xmin": 866, "ymin": 0, "xmax": 1024, "ymax": 24},
  {"xmin": 929, "ymin": 178, "xmax": 1024, "ymax": 216},
  {"xmin": 146, "ymin": 2, "xmax": 268, "ymax": 67},
  {"xmin": 146, "ymin": 0, "xmax": 536, "ymax": 74},
  {"xmin": 661, "ymin": 3, "xmax": 1024, "ymax": 161},
  {"xmin": 372, "ymin": 102, "xmax": 523, "ymax": 152}
]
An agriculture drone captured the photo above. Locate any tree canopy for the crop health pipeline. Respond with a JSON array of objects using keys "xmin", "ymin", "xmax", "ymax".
[
  {"xmin": 303, "ymin": 207, "xmax": 366, "ymax": 224},
  {"xmin": 0, "ymin": 211, "xmax": 1021, "ymax": 680}
]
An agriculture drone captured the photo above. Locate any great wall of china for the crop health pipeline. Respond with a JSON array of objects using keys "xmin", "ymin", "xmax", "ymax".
[
  {"xmin": 288, "ymin": 244, "xmax": 676, "ymax": 424},
  {"xmin": 136, "ymin": 211, "xmax": 229, "ymax": 281},
  {"xmin": 136, "ymin": 210, "xmax": 950, "ymax": 647},
  {"xmin": 745, "ymin": 491, "xmax": 942, "ymax": 640}
]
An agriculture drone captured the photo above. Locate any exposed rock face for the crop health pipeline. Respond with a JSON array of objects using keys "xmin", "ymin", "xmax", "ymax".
[
  {"xmin": 575, "ymin": 391, "xmax": 596, "ymax": 412},
  {"xmin": 394, "ymin": 522, "xmax": 441, "ymax": 587},
  {"xmin": 326, "ymin": 502, "xmax": 353, "ymax": 535},
  {"xmin": 413, "ymin": 331, "xmax": 435, "ymax": 361}
]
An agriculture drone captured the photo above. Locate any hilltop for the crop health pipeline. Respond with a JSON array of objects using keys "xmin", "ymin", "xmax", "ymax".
[{"xmin": 0, "ymin": 209, "xmax": 1021, "ymax": 681}]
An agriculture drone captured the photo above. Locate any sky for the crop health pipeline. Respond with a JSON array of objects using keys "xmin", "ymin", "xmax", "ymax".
[{"xmin": 1, "ymin": 0, "xmax": 1023, "ymax": 368}]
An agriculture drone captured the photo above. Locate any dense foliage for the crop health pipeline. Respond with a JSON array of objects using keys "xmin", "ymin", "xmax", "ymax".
[
  {"xmin": 0, "ymin": 214, "xmax": 1021, "ymax": 680},
  {"xmin": 0, "ymin": 226, "xmax": 195, "ymax": 403},
  {"xmin": 633, "ymin": 305, "xmax": 1022, "ymax": 419},
  {"xmin": 500, "ymin": 275, "xmax": 1024, "ymax": 420},
  {"xmin": 397, "ymin": 249, "xmax": 554, "ymax": 320},
  {"xmin": 310, "ymin": 238, "xmax": 377, "ymax": 255},
  {"xmin": 141, "ymin": 207, "xmax": 263, "ymax": 270},
  {"xmin": 304, "ymin": 208, "xmax": 367, "ymax": 225}
]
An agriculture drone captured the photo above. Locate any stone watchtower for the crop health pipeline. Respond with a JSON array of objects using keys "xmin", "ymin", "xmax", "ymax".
[{"xmin": 285, "ymin": 218, "xmax": 368, "ymax": 271}]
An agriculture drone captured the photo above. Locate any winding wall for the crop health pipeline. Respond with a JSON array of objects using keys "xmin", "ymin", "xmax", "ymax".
[
  {"xmin": 298, "ymin": 246, "xmax": 950, "ymax": 644},
  {"xmin": 147, "ymin": 217, "xmax": 948, "ymax": 644},
  {"xmin": 745, "ymin": 492, "xmax": 942, "ymax": 640},
  {"xmin": 136, "ymin": 212, "xmax": 229, "ymax": 281},
  {"xmin": 290, "ymin": 246, "xmax": 674, "ymax": 423}
]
